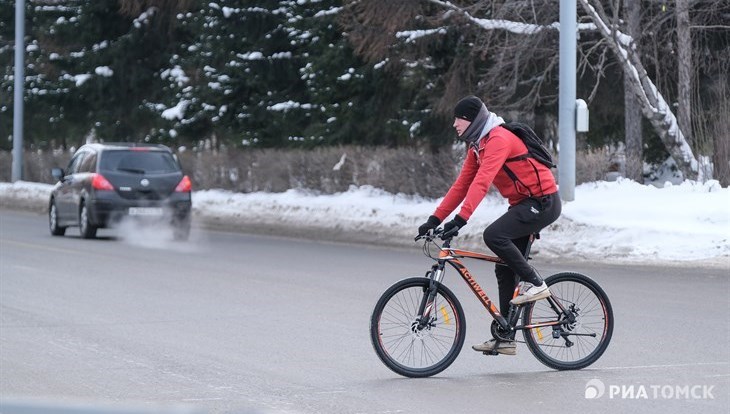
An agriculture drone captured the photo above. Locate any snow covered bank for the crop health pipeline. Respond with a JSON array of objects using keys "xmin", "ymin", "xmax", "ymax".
[{"xmin": 1, "ymin": 179, "xmax": 728, "ymax": 267}]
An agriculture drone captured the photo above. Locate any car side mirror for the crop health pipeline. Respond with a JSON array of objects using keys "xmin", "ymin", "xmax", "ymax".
[{"xmin": 51, "ymin": 167, "xmax": 65, "ymax": 181}]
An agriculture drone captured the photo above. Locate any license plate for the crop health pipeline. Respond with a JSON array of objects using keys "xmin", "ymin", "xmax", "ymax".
[{"xmin": 128, "ymin": 207, "xmax": 164, "ymax": 216}]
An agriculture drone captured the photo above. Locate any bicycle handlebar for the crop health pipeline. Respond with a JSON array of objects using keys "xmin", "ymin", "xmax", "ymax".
[
  {"xmin": 414, "ymin": 227, "xmax": 453, "ymax": 243},
  {"xmin": 415, "ymin": 227, "xmax": 456, "ymax": 260}
]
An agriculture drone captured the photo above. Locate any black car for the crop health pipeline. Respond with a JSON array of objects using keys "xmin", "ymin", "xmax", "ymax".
[{"xmin": 49, "ymin": 143, "xmax": 192, "ymax": 240}]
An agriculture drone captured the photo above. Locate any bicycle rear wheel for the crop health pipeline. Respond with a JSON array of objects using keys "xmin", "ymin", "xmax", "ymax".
[
  {"xmin": 370, "ymin": 277, "xmax": 465, "ymax": 378},
  {"xmin": 522, "ymin": 272, "xmax": 613, "ymax": 370}
]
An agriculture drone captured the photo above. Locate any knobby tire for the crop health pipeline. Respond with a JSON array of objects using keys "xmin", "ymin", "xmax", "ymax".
[
  {"xmin": 522, "ymin": 272, "xmax": 614, "ymax": 370},
  {"xmin": 370, "ymin": 277, "xmax": 466, "ymax": 378}
]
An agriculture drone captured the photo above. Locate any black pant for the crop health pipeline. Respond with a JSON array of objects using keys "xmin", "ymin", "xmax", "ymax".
[{"xmin": 483, "ymin": 193, "xmax": 562, "ymax": 316}]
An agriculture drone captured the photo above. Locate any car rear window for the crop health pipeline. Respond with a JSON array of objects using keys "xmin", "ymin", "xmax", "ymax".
[{"xmin": 99, "ymin": 150, "xmax": 180, "ymax": 174}]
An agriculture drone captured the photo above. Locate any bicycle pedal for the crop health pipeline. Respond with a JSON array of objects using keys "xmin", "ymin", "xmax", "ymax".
[{"xmin": 482, "ymin": 351, "xmax": 500, "ymax": 356}]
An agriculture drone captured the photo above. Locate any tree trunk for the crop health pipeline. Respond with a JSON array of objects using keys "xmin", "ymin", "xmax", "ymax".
[
  {"xmin": 712, "ymin": 77, "xmax": 730, "ymax": 186},
  {"xmin": 714, "ymin": 129, "xmax": 730, "ymax": 187},
  {"xmin": 623, "ymin": 0, "xmax": 643, "ymax": 182},
  {"xmin": 676, "ymin": 0, "xmax": 692, "ymax": 148},
  {"xmin": 579, "ymin": 0, "xmax": 698, "ymax": 180}
]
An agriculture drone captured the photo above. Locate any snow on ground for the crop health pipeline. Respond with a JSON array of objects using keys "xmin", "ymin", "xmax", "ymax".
[{"xmin": 1, "ymin": 179, "xmax": 728, "ymax": 267}]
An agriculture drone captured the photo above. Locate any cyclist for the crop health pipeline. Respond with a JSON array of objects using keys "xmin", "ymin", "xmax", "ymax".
[{"xmin": 417, "ymin": 95, "xmax": 562, "ymax": 355}]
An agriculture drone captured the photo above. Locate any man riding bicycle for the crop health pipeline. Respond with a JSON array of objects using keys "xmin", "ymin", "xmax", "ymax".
[{"xmin": 417, "ymin": 95, "xmax": 562, "ymax": 355}]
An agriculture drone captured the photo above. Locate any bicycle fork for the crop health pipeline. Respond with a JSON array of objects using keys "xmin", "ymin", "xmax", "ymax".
[{"xmin": 414, "ymin": 264, "xmax": 447, "ymax": 330}]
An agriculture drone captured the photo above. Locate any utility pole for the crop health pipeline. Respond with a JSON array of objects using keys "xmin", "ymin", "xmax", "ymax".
[
  {"xmin": 558, "ymin": 0, "xmax": 576, "ymax": 201},
  {"xmin": 12, "ymin": 0, "xmax": 25, "ymax": 182}
]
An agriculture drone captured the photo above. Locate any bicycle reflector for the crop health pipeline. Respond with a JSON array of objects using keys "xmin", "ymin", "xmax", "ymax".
[
  {"xmin": 440, "ymin": 306, "xmax": 451, "ymax": 325},
  {"xmin": 535, "ymin": 327, "xmax": 544, "ymax": 341}
]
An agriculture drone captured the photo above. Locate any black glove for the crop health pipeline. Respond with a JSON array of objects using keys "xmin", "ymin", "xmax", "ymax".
[
  {"xmin": 417, "ymin": 215, "xmax": 441, "ymax": 237},
  {"xmin": 442, "ymin": 215, "xmax": 467, "ymax": 238}
]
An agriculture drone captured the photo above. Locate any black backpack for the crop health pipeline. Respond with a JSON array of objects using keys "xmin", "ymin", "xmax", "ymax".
[
  {"xmin": 500, "ymin": 122, "xmax": 556, "ymax": 168},
  {"xmin": 490, "ymin": 121, "xmax": 555, "ymax": 197}
]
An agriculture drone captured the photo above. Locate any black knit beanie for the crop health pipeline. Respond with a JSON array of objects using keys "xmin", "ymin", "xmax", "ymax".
[{"xmin": 453, "ymin": 95, "xmax": 484, "ymax": 122}]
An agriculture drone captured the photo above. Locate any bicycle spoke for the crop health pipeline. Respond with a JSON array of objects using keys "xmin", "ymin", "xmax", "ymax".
[
  {"xmin": 524, "ymin": 275, "xmax": 612, "ymax": 369},
  {"xmin": 374, "ymin": 282, "xmax": 462, "ymax": 374}
]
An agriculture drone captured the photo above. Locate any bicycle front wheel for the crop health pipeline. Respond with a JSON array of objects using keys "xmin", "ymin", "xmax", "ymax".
[
  {"xmin": 522, "ymin": 272, "xmax": 613, "ymax": 370},
  {"xmin": 370, "ymin": 277, "xmax": 466, "ymax": 378}
]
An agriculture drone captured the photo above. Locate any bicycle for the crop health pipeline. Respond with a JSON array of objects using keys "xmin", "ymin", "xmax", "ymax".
[{"xmin": 370, "ymin": 228, "xmax": 614, "ymax": 378}]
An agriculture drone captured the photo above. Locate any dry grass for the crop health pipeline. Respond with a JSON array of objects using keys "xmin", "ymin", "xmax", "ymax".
[
  {"xmin": 0, "ymin": 150, "xmax": 71, "ymax": 184},
  {"xmin": 1, "ymin": 144, "xmax": 678, "ymax": 196},
  {"xmin": 1, "ymin": 146, "xmax": 462, "ymax": 198},
  {"xmin": 176, "ymin": 146, "xmax": 462, "ymax": 198}
]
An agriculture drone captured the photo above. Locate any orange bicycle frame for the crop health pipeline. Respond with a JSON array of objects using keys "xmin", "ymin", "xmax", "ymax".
[
  {"xmin": 433, "ymin": 233, "xmax": 567, "ymax": 331},
  {"xmin": 437, "ymin": 246, "xmax": 513, "ymax": 327}
]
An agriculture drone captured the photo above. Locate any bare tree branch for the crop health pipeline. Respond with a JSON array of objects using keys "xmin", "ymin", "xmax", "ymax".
[
  {"xmin": 690, "ymin": 25, "xmax": 730, "ymax": 30},
  {"xmin": 578, "ymin": 0, "xmax": 699, "ymax": 178}
]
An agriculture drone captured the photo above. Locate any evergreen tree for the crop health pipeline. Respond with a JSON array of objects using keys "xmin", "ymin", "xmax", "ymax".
[
  {"xmin": 1, "ymin": 0, "xmax": 193, "ymax": 150},
  {"xmin": 161, "ymin": 0, "xmax": 310, "ymax": 148},
  {"xmin": 0, "ymin": 0, "xmax": 19, "ymax": 150},
  {"xmin": 279, "ymin": 0, "xmax": 430, "ymax": 148},
  {"xmin": 159, "ymin": 0, "xmax": 426, "ymax": 148}
]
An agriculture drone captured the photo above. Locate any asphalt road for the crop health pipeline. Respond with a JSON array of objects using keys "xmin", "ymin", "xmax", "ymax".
[{"xmin": 1, "ymin": 209, "xmax": 728, "ymax": 414}]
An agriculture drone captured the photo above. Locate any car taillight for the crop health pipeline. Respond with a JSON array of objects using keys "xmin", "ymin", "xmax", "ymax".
[
  {"xmin": 91, "ymin": 173, "xmax": 114, "ymax": 191},
  {"xmin": 175, "ymin": 175, "xmax": 192, "ymax": 192}
]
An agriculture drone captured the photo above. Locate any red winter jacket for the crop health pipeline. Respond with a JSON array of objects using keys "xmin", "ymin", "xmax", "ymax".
[{"xmin": 433, "ymin": 125, "xmax": 558, "ymax": 221}]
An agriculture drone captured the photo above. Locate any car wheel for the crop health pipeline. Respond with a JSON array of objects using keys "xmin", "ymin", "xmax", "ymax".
[
  {"xmin": 79, "ymin": 201, "xmax": 98, "ymax": 239},
  {"xmin": 49, "ymin": 200, "xmax": 66, "ymax": 236}
]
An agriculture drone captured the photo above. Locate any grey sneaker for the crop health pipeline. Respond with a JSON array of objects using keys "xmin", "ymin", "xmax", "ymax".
[
  {"xmin": 471, "ymin": 339, "xmax": 516, "ymax": 355},
  {"xmin": 511, "ymin": 281, "xmax": 551, "ymax": 305}
]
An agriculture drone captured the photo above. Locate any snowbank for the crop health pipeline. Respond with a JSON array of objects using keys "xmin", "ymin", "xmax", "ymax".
[{"xmin": 1, "ymin": 179, "xmax": 728, "ymax": 267}]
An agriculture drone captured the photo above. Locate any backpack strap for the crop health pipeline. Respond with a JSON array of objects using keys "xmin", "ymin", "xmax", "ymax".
[
  {"xmin": 505, "ymin": 153, "xmax": 530, "ymax": 163},
  {"xmin": 497, "ymin": 127, "xmax": 548, "ymax": 198},
  {"xmin": 502, "ymin": 158, "xmax": 545, "ymax": 198}
]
